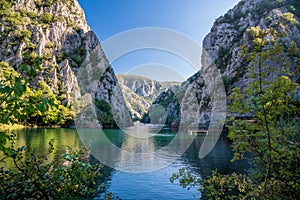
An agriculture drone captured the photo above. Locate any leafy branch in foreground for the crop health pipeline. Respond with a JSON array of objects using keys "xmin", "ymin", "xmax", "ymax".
[
  {"xmin": 0, "ymin": 61, "xmax": 74, "ymax": 127},
  {"xmin": 171, "ymin": 169, "xmax": 255, "ymax": 200},
  {"xmin": 0, "ymin": 133, "xmax": 103, "ymax": 199},
  {"xmin": 0, "ymin": 59, "xmax": 108, "ymax": 198},
  {"xmin": 171, "ymin": 25, "xmax": 300, "ymax": 199}
]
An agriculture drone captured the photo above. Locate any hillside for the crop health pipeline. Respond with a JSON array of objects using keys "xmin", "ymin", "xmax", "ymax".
[
  {"xmin": 116, "ymin": 74, "xmax": 180, "ymax": 120},
  {"xmin": 0, "ymin": 0, "xmax": 132, "ymax": 127},
  {"xmin": 150, "ymin": 0, "xmax": 300, "ymax": 126}
]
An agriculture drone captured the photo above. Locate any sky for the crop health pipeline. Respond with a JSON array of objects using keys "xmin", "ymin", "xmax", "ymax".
[{"xmin": 78, "ymin": 0, "xmax": 241, "ymax": 82}]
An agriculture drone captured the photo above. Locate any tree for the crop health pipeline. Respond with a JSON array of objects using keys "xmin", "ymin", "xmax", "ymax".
[
  {"xmin": 171, "ymin": 26, "xmax": 300, "ymax": 199},
  {"xmin": 0, "ymin": 135, "xmax": 103, "ymax": 199},
  {"xmin": 0, "ymin": 62, "xmax": 73, "ymax": 126},
  {"xmin": 227, "ymin": 26, "xmax": 300, "ymax": 199},
  {"xmin": 0, "ymin": 61, "xmax": 109, "ymax": 199}
]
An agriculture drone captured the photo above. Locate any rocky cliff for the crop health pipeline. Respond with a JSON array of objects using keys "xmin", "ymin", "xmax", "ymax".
[
  {"xmin": 150, "ymin": 0, "xmax": 300, "ymax": 126},
  {"xmin": 116, "ymin": 74, "xmax": 180, "ymax": 120},
  {"xmin": 0, "ymin": 0, "xmax": 132, "ymax": 127},
  {"xmin": 149, "ymin": 71, "xmax": 210, "ymax": 126},
  {"xmin": 117, "ymin": 74, "xmax": 163, "ymax": 99},
  {"xmin": 203, "ymin": 0, "xmax": 300, "ymax": 91}
]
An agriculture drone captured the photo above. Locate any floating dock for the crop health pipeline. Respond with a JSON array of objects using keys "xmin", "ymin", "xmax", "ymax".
[{"xmin": 188, "ymin": 129, "xmax": 208, "ymax": 135}]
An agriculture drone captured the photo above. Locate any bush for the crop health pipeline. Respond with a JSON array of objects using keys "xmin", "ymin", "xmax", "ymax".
[
  {"xmin": 44, "ymin": 0, "xmax": 57, "ymax": 6},
  {"xmin": 26, "ymin": 11, "xmax": 37, "ymax": 19},
  {"xmin": 39, "ymin": 12, "xmax": 53, "ymax": 24},
  {"xmin": 45, "ymin": 41, "xmax": 54, "ymax": 49},
  {"xmin": 14, "ymin": 29, "xmax": 32, "ymax": 42},
  {"xmin": 94, "ymin": 99, "xmax": 117, "ymax": 128},
  {"xmin": 0, "ymin": 133, "xmax": 103, "ymax": 199},
  {"xmin": 57, "ymin": 52, "xmax": 67, "ymax": 64},
  {"xmin": 282, "ymin": 12, "xmax": 299, "ymax": 24},
  {"xmin": 171, "ymin": 169, "xmax": 255, "ymax": 199}
]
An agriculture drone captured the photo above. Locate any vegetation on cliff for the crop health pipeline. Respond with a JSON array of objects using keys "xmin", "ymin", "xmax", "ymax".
[{"xmin": 171, "ymin": 0, "xmax": 300, "ymax": 198}]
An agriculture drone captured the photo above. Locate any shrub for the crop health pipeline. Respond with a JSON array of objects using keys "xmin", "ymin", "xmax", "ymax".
[
  {"xmin": 44, "ymin": 0, "xmax": 57, "ymax": 6},
  {"xmin": 14, "ymin": 29, "xmax": 32, "ymax": 42},
  {"xmin": 39, "ymin": 12, "xmax": 53, "ymax": 24},
  {"xmin": 45, "ymin": 41, "xmax": 54, "ymax": 49},
  {"xmin": 57, "ymin": 52, "xmax": 67, "ymax": 64},
  {"xmin": 26, "ymin": 11, "xmax": 37, "ymax": 19},
  {"xmin": 0, "ymin": 134, "xmax": 103, "ymax": 199},
  {"xmin": 282, "ymin": 12, "xmax": 299, "ymax": 24}
]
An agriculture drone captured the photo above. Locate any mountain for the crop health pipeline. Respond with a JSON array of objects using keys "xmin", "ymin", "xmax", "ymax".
[
  {"xmin": 116, "ymin": 74, "xmax": 163, "ymax": 100},
  {"xmin": 116, "ymin": 74, "xmax": 181, "ymax": 120},
  {"xmin": 204, "ymin": 0, "xmax": 300, "ymax": 90},
  {"xmin": 0, "ymin": 0, "xmax": 132, "ymax": 127},
  {"xmin": 150, "ymin": 0, "xmax": 300, "ymax": 127},
  {"xmin": 160, "ymin": 81, "xmax": 181, "ymax": 90}
]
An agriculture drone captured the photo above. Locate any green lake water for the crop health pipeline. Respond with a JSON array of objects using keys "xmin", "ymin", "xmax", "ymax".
[{"xmin": 2, "ymin": 127, "xmax": 248, "ymax": 199}]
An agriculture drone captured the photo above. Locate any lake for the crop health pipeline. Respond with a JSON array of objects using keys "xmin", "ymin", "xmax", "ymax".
[{"xmin": 3, "ymin": 127, "xmax": 248, "ymax": 199}]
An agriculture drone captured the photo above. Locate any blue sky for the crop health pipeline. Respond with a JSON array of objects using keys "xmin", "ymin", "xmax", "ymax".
[{"xmin": 78, "ymin": 0, "xmax": 240, "ymax": 81}]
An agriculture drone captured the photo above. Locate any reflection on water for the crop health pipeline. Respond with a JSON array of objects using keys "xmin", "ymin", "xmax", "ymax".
[
  {"xmin": 0, "ymin": 128, "xmax": 84, "ymax": 169},
  {"xmin": 111, "ymin": 125, "xmax": 175, "ymax": 173},
  {"xmin": 77, "ymin": 124, "xmax": 196, "ymax": 172},
  {"xmin": 0, "ymin": 128, "xmax": 248, "ymax": 199}
]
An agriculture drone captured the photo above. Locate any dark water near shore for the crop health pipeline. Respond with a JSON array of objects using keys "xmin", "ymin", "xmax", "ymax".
[{"xmin": 2, "ymin": 127, "xmax": 248, "ymax": 199}]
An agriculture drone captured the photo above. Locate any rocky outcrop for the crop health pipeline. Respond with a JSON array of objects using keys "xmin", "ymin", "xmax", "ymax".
[
  {"xmin": 119, "ymin": 83, "xmax": 151, "ymax": 120},
  {"xmin": 149, "ymin": 72, "xmax": 211, "ymax": 126},
  {"xmin": 203, "ymin": 0, "xmax": 300, "ymax": 90},
  {"xmin": 150, "ymin": 0, "xmax": 300, "ymax": 126},
  {"xmin": 116, "ymin": 74, "xmax": 180, "ymax": 120},
  {"xmin": 0, "ymin": 0, "xmax": 132, "ymax": 127},
  {"xmin": 117, "ymin": 74, "xmax": 163, "ymax": 99}
]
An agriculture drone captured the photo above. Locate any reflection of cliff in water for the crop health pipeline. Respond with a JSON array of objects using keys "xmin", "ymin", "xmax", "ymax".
[
  {"xmin": 182, "ymin": 133, "xmax": 249, "ymax": 178},
  {"xmin": 102, "ymin": 125, "xmax": 176, "ymax": 172}
]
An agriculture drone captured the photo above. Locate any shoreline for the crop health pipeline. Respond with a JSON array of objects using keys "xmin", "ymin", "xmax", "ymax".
[{"xmin": 0, "ymin": 124, "xmax": 62, "ymax": 131}]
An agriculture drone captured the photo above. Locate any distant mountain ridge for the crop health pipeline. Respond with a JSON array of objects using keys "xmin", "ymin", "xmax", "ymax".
[{"xmin": 116, "ymin": 74, "xmax": 181, "ymax": 120}]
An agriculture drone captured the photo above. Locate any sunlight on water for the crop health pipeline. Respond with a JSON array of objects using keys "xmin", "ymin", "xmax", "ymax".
[{"xmin": 2, "ymin": 128, "xmax": 248, "ymax": 199}]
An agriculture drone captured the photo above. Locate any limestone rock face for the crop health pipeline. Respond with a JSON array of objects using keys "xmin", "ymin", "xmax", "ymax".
[
  {"xmin": 117, "ymin": 74, "xmax": 163, "ymax": 99},
  {"xmin": 151, "ymin": 0, "xmax": 300, "ymax": 126},
  {"xmin": 116, "ymin": 74, "xmax": 180, "ymax": 120},
  {"xmin": 203, "ymin": 0, "xmax": 300, "ymax": 91},
  {"xmin": 149, "ymin": 72, "xmax": 211, "ymax": 126},
  {"xmin": 0, "ymin": 0, "xmax": 132, "ymax": 127}
]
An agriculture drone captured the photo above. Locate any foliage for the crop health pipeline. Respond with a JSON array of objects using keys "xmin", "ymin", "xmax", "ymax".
[
  {"xmin": 227, "ymin": 26, "xmax": 300, "ymax": 199},
  {"xmin": 140, "ymin": 113, "xmax": 151, "ymax": 124},
  {"xmin": 0, "ymin": 133, "xmax": 103, "ymax": 199},
  {"xmin": 0, "ymin": 61, "xmax": 43, "ymax": 124},
  {"xmin": 171, "ymin": 169, "xmax": 255, "ymax": 200},
  {"xmin": 0, "ymin": 62, "xmax": 73, "ymax": 126},
  {"xmin": 282, "ymin": 12, "xmax": 299, "ymax": 25},
  {"xmin": 0, "ymin": 60, "xmax": 108, "ymax": 199},
  {"xmin": 67, "ymin": 44, "xmax": 87, "ymax": 68},
  {"xmin": 35, "ymin": 0, "xmax": 43, "ymax": 7},
  {"xmin": 56, "ymin": 52, "xmax": 67, "ymax": 64},
  {"xmin": 94, "ymin": 99, "xmax": 117, "ymax": 128},
  {"xmin": 26, "ymin": 11, "xmax": 37, "ymax": 20},
  {"xmin": 39, "ymin": 12, "xmax": 53, "ymax": 24},
  {"xmin": 171, "ymin": 26, "xmax": 300, "ymax": 199},
  {"xmin": 44, "ymin": 0, "xmax": 58, "ymax": 7},
  {"xmin": 45, "ymin": 42, "xmax": 54, "ymax": 49},
  {"xmin": 14, "ymin": 29, "xmax": 32, "ymax": 43}
]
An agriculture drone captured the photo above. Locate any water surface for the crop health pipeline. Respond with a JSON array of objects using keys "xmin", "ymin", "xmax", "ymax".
[{"xmin": 3, "ymin": 127, "xmax": 248, "ymax": 199}]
